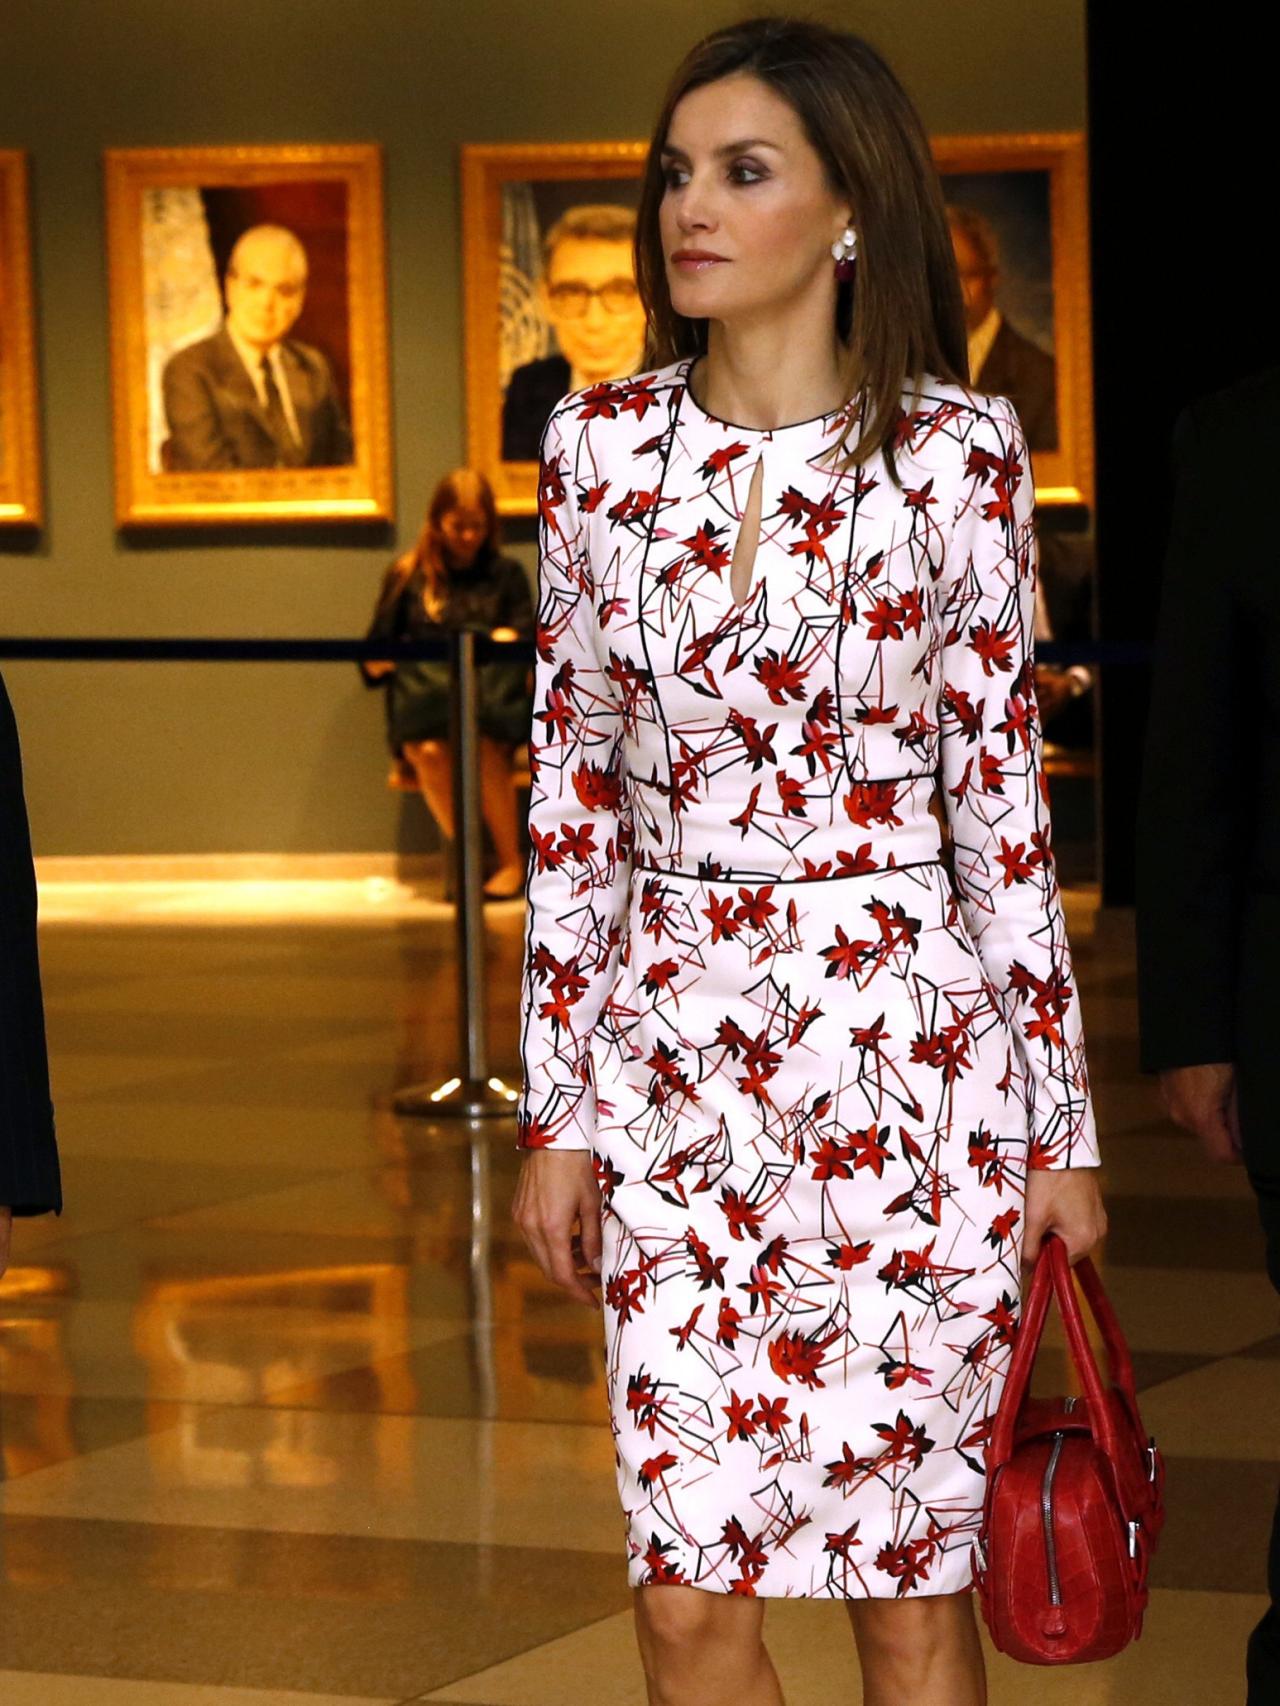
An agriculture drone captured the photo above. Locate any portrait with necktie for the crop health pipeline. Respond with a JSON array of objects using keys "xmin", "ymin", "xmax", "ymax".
[{"xmin": 161, "ymin": 223, "xmax": 354, "ymax": 472}]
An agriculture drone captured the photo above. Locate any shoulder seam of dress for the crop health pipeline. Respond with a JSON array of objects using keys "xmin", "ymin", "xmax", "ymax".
[{"xmin": 542, "ymin": 359, "xmax": 690, "ymax": 434}]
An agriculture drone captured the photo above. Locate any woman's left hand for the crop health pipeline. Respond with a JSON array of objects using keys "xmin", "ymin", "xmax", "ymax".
[{"xmin": 1022, "ymin": 1165, "xmax": 1108, "ymax": 1268}]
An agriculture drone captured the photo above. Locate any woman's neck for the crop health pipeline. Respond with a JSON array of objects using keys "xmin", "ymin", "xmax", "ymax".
[
  {"xmin": 442, "ymin": 550, "xmax": 480, "ymax": 574},
  {"xmin": 693, "ymin": 323, "xmax": 853, "ymax": 431}
]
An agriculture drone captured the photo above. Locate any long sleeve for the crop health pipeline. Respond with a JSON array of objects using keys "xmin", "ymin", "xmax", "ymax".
[
  {"xmin": 495, "ymin": 554, "xmax": 536, "ymax": 640},
  {"xmin": 936, "ymin": 393, "xmax": 1101, "ymax": 1170},
  {"xmin": 1134, "ymin": 402, "xmax": 1247, "ymax": 1071},
  {"xmin": 358, "ymin": 558, "xmax": 409, "ymax": 689},
  {"xmin": 515, "ymin": 406, "xmax": 633, "ymax": 1151}
]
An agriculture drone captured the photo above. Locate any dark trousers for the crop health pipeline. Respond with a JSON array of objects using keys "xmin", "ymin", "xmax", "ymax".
[{"xmin": 1246, "ymin": 1159, "xmax": 1280, "ymax": 1704}]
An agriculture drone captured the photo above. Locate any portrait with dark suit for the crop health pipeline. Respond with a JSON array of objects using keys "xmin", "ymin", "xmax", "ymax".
[
  {"xmin": 934, "ymin": 139, "xmax": 1095, "ymax": 512},
  {"xmin": 947, "ymin": 199, "xmax": 1058, "ymax": 452},
  {"xmin": 161, "ymin": 225, "xmax": 353, "ymax": 472},
  {"xmin": 943, "ymin": 170, "xmax": 1098, "ymax": 754},
  {"xmin": 105, "ymin": 144, "xmax": 392, "ymax": 525},
  {"xmin": 494, "ymin": 179, "xmax": 645, "ymax": 464},
  {"xmin": 499, "ymin": 198, "xmax": 646, "ymax": 463}
]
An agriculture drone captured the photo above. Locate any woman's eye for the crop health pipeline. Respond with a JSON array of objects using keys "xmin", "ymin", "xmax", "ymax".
[{"xmin": 661, "ymin": 161, "xmax": 765, "ymax": 188}]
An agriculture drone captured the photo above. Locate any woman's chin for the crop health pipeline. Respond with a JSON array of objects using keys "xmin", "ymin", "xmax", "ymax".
[{"xmin": 671, "ymin": 289, "xmax": 729, "ymax": 323}]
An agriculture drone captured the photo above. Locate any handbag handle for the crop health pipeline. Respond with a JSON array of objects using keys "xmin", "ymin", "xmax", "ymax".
[{"xmin": 988, "ymin": 1230, "xmax": 1139, "ymax": 1479}]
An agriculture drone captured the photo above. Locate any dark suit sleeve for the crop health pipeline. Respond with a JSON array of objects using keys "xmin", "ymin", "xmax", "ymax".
[
  {"xmin": 0, "ymin": 673, "xmax": 62, "ymax": 1216},
  {"xmin": 1020, "ymin": 377, "xmax": 1057, "ymax": 456},
  {"xmin": 501, "ymin": 366, "xmax": 547, "ymax": 462},
  {"xmin": 162, "ymin": 350, "xmax": 240, "ymax": 471},
  {"xmin": 309, "ymin": 351, "xmax": 354, "ymax": 468},
  {"xmin": 359, "ymin": 562, "xmax": 408, "ymax": 688},
  {"xmin": 327, "ymin": 403, "xmax": 354, "ymax": 467},
  {"xmin": 496, "ymin": 555, "xmax": 536, "ymax": 639},
  {"xmin": 1135, "ymin": 403, "xmax": 1249, "ymax": 1071}
]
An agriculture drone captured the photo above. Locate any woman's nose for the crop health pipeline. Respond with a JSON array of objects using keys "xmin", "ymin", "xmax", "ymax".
[{"xmin": 675, "ymin": 180, "xmax": 716, "ymax": 233}]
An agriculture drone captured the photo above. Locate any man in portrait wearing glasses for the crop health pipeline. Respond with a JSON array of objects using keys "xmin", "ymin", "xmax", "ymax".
[
  {"xmin": 161, "ymin": 222, "xmax": 354, "ymax": 472},
  {"xmin": 501, "ymin": 203, "xmax": 647, "ymax": 462}
]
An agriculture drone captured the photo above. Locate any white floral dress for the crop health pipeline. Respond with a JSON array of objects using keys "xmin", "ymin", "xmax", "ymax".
[{"xmin": 516, "ymin": 355, "xmax": 1101, "ymax": 1598}]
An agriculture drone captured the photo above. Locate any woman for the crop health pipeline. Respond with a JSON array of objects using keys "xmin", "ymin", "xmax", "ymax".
[
  {"xmin": 361, "ymin": 467, "xmax": 534, "ymax": 900},
  {"xmin": 513, "ymin": 17, "xmax": 1107, "ymax": 1705}
]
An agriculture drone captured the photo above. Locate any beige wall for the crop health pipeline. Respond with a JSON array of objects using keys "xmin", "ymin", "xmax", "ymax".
[{"xmin": 0, "ymin": 0, "xmax": 1086, "ymax": 855}]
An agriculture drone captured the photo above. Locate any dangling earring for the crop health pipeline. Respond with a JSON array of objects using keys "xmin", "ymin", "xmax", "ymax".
[{"xmin": 831, "ymin": 224, "xmax": 858, "ymax": 281}]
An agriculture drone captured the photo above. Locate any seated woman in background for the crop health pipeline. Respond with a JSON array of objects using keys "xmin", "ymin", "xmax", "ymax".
[{"xmin": 361, "ymin": 468, "xmax": 534, "ymax": 900}]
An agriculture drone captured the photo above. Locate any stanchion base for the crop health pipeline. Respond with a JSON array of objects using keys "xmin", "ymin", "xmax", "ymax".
[{"xmin": 392, "ymin": 1074, "xmax": 518, "ymax": 1120}]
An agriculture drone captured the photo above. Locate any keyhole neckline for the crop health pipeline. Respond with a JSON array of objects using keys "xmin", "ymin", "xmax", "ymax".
[
  {"xmin": 728, "ymin": 452, "xmax": 766, "ymax": 612},
  {"xmin": 679, "ymin": 354, "xmax": 856, "ymax": 436}
]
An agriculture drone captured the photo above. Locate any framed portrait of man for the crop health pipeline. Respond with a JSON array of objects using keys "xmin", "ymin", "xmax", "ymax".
[
  {"xmin": 462, "ymin": 141, "xmax": 648, "ymax": 516},
  {"xmin": 105, "ymin": 143, "xmax": 392, "ymax": 527},
  {"xmin": 934, "ymin": 130, "xmax": 1094, "ymax": 507},
  {"xmin": 934, "ymin": 132, "xmax": 1097, "ymax": 771},
  {"xmin": 0, "ymin": 150, "xmax": 43, "ymax": 529}
]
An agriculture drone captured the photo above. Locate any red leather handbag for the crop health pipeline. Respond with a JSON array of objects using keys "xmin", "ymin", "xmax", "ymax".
[{"xmin": 971, "ymin": 1230, "xmax": 1167, "ymax": 1663}]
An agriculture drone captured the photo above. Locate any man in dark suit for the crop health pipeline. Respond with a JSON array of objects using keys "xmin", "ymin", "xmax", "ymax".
[
  {"xmin": 1135, "ymin": 365, "xmax": 1280, "ymax": 1704},
  {"xmin": 161, "ymin": 223, "xmax": 353, "ymax": 471},
  {"xmin": 0, "ymin": 670, "xmax": 63, "ymax": 1277},
  {"xmin": 500, "ymin": 203, "xmax": 646, "ymax": 461},
  {"xmin": 949, "ymin": 204, "xmax": 1059, "ymax": 453}
]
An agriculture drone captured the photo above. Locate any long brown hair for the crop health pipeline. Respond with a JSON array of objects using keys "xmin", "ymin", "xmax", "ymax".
[
  {"xmin": 401, "ymin": 468, "xmax": 502, "ymax": 622},
  {"xmin": 633, "ymin": 14, "xmax": 973, "ymax": 488}
]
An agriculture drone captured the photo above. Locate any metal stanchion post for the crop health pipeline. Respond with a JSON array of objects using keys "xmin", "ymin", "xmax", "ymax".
[{"xmin": 393, "ymin": 626, "xmax": 519, "ymax": 1120}]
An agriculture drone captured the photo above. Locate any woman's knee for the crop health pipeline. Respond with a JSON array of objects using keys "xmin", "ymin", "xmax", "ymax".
[
  {"xmin": 403, "ymin": 738, "xmax": 448, "ymax": 761},
  {"xmin": 846, "ymin": 1588, "xmax": 973, "ymax": 1657},
  {"xmin": 634, "ymin": 1583, "xmax": 763, "ymax": 1668}
]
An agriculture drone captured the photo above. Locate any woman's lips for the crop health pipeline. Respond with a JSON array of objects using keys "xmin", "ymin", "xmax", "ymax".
[{"xmin": 672, "ymin": 255, "xmax": 727, "ymax": 272}]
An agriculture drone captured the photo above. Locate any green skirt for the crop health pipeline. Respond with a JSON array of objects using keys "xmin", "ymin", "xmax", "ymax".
[{"xmin": 386, "ymin": 658, "xmax": 533, "ymax": 751}]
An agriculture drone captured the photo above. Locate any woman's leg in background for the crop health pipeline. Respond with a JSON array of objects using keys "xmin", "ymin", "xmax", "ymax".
[
  {"xmin": 405, "ymin": 735, "xmax": 523, "ymax": 895},
  {"xmin": 402, "ymin": 739, "xmax": 454, "ymax": 839},
  {"xmin": 477, "ymin": 734, "xmax": 524, "ymax": 895},
  {"xmin": 633, "ymin": 1587, "xmax": 784, "ymax": 1706}
]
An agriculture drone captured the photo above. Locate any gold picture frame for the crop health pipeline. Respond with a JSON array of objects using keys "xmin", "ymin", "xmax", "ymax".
[
  {"xmin": 463, "ymin": 133, "xmax": 1093, "ymax": 515},
  {"xmin": 0, "ymin": 150, "xmax": 44, "ymax": 529},
  {"xmin": 105, "ymin": 142, "xmax": 393, "ymax": 528}
]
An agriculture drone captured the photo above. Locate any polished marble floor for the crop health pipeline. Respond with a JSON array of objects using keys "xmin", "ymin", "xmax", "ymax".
[{"xmin": 1, "ymin": 877, "xmax": 1275, "ymax": 1703}]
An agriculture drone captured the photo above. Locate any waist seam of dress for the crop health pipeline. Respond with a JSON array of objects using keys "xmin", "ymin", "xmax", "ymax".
[{"xmin": 628, "ymin": 852, "xmax": 948, "ymax": 885}]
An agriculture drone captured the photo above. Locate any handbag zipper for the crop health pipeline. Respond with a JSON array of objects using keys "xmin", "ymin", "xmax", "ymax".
[{"xmin": 1041, "ymin": 1394, "xmax": 1078, "ymax": 1606}]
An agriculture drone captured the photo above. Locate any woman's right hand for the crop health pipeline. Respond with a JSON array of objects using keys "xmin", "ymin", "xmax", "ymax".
[{"xmin": 512, "ymin": 1149, "xmax": 603, "ymax": 1308}]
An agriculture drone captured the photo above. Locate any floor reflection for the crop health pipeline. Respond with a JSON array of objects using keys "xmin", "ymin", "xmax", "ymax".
[{"xmin": 0, "ymin": 900, "xmax": 1269, "ymax": 1703}]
